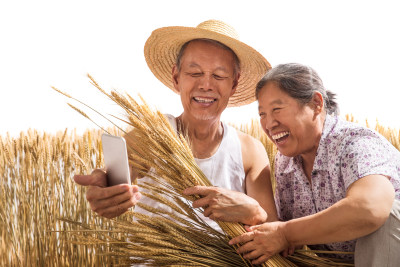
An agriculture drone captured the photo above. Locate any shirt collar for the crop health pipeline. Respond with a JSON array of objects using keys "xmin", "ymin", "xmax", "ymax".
[
  {"xmin": 282, "ymin": 154, "xmax": 303, "ymax": 174},
  {"xmin": 313, "ymin": 114, "xmax": 338, "ymax": 171}
]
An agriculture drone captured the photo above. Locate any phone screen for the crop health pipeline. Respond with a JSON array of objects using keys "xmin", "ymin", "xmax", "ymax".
[{"xmin": 101, "ymin": 133, "xmax": 131, "ymax": 186}]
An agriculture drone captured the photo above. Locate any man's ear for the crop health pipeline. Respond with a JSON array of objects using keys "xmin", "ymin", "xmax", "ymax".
[
  {"xmin": 230, "ymin": 73, "xmax": 240, "ymax": 97},
  {"xmin": 311, "ymin": 91, "xmax": 324, "ymax": 115},
  {"xmin": 172, "ymin": 65, "xmax": 180, "ymax": 93}
]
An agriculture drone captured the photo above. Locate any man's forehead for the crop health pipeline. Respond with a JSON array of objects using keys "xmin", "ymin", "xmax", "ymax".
[
  {"xmin": 183, "ymin": 40, "xmax": 235, "ymax": 58},
  {"xmin": 186, "ymin": 62, "xmax": 229, "ymax": 72},
  {"xmin": 181, "ymin": 43, "xmax": 235, "ymax": 63}
]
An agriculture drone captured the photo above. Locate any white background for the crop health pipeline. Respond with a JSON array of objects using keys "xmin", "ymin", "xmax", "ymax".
[{"xmin": 1, "ymin": 0, "xmax": 399, "ymax": 137}]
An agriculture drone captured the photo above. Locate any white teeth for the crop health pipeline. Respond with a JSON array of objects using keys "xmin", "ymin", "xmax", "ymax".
[
  {"xmin": 272, "ymin": 131, "xmax": 290, "ymax": 140},
  {"xmin": 194, "ymin": 97, "xmax": 215, "ymax": 103}
]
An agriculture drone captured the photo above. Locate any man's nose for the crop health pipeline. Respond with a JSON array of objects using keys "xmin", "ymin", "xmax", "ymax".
[{"xmin": 198, "ymin": 73, "xmax": 214, "ymax": 90}]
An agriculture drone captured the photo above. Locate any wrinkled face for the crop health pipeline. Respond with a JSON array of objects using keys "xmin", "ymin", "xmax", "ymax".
[
  {"xmin": 172, "ymin": 40, "xmax": 238, "ymax": 121},
  {"xmin": 258, "ymin": 82, "xmax": 320, "ymax": 158}
]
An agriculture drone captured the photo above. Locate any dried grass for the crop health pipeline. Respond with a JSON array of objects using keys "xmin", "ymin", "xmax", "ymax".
[{"xmin": 1, "ymin": 77, "xmax": 398, "ymax": 266}]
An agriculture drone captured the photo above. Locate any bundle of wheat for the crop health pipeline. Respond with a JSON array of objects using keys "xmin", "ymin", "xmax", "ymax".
[
  {"xmin": 75, "ymin": 75, "xmax": 296, "ymax": 266},
  {"xmin": 5, "ymin": 81, "xmax": 399, "ymax": 265},
  {"xmin": 51, "ymin": 76, "xmax": 360, "ymax": 266}
]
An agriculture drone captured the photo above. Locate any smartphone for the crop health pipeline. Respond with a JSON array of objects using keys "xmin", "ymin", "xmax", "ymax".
[{"xmin": 101, "ymin": 133, "xmax": 131, "ymax": 186}]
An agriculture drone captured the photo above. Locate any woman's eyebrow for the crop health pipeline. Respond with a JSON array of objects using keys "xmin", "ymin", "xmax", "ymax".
[
  {"xmin": 270, "ymin": 99, "xmax": 283, "ymax": 105},
  {"xmin": 258, "ymin": 99, "xmax": 284, "ymax": 111}
]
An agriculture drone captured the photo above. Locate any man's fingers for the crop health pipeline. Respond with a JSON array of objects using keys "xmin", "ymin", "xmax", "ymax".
[
  {"xmin": 90, "ymin": 187, "xmax": 141, "ymax": 212},
  {"xmin": 203, "ymin": 205, "xmax": 216, "ymax": 218},
  {"xmin": 183, "ymin": 186, "xmax": 212, "ymax": 196},
  {"xmin": 192, "ymin": 197, "xmax": 211, "ymax": 209},
  {"xmin": 74, "ymin": 174, "xmax": 98, "ymax": 186},
  {"xmin": 74, "ymin": 169, "xmax": 107, "ymax": 187},
  {"xmin": 95, "ymin": 198, "xmax": 136, "ymax": 219},
  {"xmin": 87, "ymin": 184, "xmax": 138, "ymax": 202}
]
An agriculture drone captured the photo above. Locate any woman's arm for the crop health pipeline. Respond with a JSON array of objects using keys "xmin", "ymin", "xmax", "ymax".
[
  {"xmin": 284, "ymin": 174, "xmax": 394, "ymax": 245},
  {"xmin": 230, "ymin": 174, "xmax": 395, "ymax": 264}
]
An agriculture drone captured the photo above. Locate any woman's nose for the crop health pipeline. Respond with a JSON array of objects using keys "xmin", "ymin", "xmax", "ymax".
[{"xmin": 264, "ymin": 115, "xmax": 278, "ymax": 132}]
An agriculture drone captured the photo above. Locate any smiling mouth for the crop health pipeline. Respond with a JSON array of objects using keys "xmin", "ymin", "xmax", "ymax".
[
  {"xmin": 193, "ymin": 97, "xmax": 217, "ymax": 104},
  {"xmin": 272, "ymin": 131, "xmax": 290, "ymax": 143}
]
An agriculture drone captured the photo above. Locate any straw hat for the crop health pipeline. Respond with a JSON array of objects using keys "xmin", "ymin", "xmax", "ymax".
[{"xmin": 144, "ymin": 20, "xmax": 271, "ymax": 107}]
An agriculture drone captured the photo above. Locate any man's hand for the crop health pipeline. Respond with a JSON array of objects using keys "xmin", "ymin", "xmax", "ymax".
[
  {"xmin": 183, "ymin": 186, "xmax": 267, "ymax": 225},
  {"xmin": 74, "ymin": 169, "xmax": 141, "ymax": 219},
  {"xmin": 229, "ymin": 222, "xmax": 290, "ymax": 265}
]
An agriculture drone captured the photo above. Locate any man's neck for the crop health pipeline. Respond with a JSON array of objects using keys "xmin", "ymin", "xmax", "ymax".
[{"xmin": 178, "ymin": 114, "xmax": 224, "ymax": 159}]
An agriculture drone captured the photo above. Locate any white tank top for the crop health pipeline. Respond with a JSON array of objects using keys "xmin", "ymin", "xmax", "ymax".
[
  {"xmin": 134, "ymin": 114, "xmax": 246, "ymax": 232},
  {"xmin": 165, "ymin": 114, "xmax": 246, "ymax": 192}
]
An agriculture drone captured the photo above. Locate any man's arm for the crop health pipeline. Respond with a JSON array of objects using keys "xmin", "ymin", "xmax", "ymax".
[
  {"xmin": 183, "ymin": 132, "xmax": 278, "ymax": 225},
  {"xmin": 239, "ymin": 131, "xmax": 278, "ymax": 223}
]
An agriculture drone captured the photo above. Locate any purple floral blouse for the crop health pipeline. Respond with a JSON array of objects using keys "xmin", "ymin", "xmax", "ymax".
[{"xmin": 274, "ymin": 114, "xmax": 400, "ymax": 257}]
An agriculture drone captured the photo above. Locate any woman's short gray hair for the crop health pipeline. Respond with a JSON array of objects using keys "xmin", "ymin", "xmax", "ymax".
[{"xmin": 255, "ymin": 63, "xmax": 339, "ymax": 115}]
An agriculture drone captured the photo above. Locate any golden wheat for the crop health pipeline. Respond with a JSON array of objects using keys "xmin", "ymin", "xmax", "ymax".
[{"xmin": 1, "ymin": 80, "xmax": 398, "ymax": 265}]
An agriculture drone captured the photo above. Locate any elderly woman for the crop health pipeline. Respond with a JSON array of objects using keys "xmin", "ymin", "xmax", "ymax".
[{"xmin": 229, "ymin": 63, "xmax": 400, "ymax": 266}]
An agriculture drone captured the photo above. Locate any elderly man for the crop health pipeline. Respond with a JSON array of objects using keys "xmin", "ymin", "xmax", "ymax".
[{"xmin": 74, "ymin": 20, "xmax": 277, "ymax": 226}]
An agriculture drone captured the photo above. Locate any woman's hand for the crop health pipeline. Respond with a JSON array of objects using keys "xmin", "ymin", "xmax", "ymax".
[
  {"xmin": 183, "ymin": 186, "xmax": 268, "ymax": 225},
  {"xmin": 229, "ymin": 222, "xmax": 290, "ymax": 265}
]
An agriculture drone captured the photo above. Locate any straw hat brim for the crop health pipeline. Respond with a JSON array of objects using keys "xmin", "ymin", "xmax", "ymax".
[{"xmin": 144, "ymin": 25, "xmax": 271, "ymax": 107}]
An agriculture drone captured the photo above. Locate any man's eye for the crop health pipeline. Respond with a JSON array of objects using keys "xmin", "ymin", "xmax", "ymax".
[
  {"xmin": 213, "ymin": 74, "xmax": 227, "ymax": 80},
  {"xmin": 259, "ymin": 112, "xmax": 266, "ymax": 117},
  {"xmin": 273, "ymin": 108, "xmax": 281, "ymax": 112},
  {"xmin": 190, "ymin": 73, "xmax": 202, "ymax": 77}
]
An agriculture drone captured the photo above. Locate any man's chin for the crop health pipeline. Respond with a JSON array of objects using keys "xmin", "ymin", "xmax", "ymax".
[{"xmin": 192, "ymin": 113, "xmax": 218, "ymax": 121}]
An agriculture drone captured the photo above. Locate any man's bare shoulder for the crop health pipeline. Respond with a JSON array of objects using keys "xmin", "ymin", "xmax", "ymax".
[
  {"xmin": 235, "ymin": 129, "xmax": 269, "ymax": 172},
  {"xmin": 236, "ymin": 129, "xmax": 266, "ymax": 153}
]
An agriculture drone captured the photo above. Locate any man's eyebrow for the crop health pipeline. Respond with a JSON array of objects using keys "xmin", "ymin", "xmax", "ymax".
[
  {"xmin": 188, "ymin": 63, "xmax": 200, "ymax": 68},
  {"xmin": 214, "ymin": 66, "xmax": 229, "ymax": 73},
  {"xmin": 186, "ymin": 63, "xmax": 229, "ymax": 73}
]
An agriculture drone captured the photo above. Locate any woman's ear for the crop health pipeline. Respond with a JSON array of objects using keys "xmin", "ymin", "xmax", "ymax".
[
  {"xmin": 172, "ymin": 65, "xmax": 180, "ymax": 93},
  {"xmin": 311, "ymin": 92, "xmax": 324, "ymax": 115}
]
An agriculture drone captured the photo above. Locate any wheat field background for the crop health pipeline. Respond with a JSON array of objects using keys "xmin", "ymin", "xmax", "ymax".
[{"xmin": 0, "ymin": 116, "xmax": 398, "ymax": 266}]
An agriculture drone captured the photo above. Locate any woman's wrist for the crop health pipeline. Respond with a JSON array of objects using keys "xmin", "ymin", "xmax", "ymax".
[{"xmin": 279, "ymin": 219, "xmax": 298, "ymax": 248}]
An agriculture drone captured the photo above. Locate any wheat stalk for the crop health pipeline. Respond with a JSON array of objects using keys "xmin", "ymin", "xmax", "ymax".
[{"xmin": 7, "ymin": 75, "xmax": 398, "ymax": 265}]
